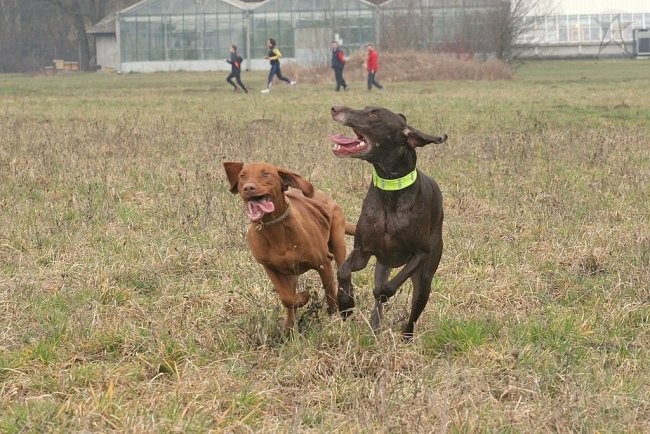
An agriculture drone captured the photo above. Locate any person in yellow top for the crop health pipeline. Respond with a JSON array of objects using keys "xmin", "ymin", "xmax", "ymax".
[{"xmin": 261, "ymin": 38, "xmax": 296, "ymax": 94}]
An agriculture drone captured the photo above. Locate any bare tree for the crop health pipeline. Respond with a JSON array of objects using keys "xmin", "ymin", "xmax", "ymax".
[
  {"xmin": 0, "ymin": 0, "xmax": 69, "ymax": 72},
  {"xmin": 486, "ymin": 0, "xmax": 557, "ymax": 60},
  {"xmin": 0, "ymin": 0, "xmax": 20, "ymax": 70},
  {"xmin": 43, "ymin": 0, "xmax": 91, "ymax": 70},
  {"xmin": 377, "ymin": 0, "xmax": 555, "ymax": 58},
  {"xmin": 0, "ymin": 0, "xmax": 136, "ymax": 72},
  {"xmin": 379, "ymin": 0, "xmax": 489, "ymax": 54},
  {"xmin": 42, "ymin": 0, "xmax": 135, "ymax": 71}
]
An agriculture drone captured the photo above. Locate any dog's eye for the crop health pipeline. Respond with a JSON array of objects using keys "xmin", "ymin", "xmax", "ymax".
[
  {"xmin": 368, "ymin": 112, "xmax": 379, "ymax": 120},
  {"xmin": 262, "ymin": 172, "xmax": 270, "ymax": 178}
]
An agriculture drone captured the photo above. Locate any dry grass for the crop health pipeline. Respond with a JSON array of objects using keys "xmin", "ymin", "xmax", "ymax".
[
  {"xmin": 0, "ymin": 59, "xmax": 649, "ymax": 432},
  {"xmin": 284, "ymin": 50, "xmax": 513, "ymax": 85}
]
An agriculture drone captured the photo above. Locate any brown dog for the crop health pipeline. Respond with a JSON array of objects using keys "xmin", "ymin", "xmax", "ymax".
[
  {"xmin": 224, "ymin": 161, "xmax": 354, "ymax": 330},
  {"xmin": 329, "ymin": 105, "xmax": 447, "ymax": 339}
]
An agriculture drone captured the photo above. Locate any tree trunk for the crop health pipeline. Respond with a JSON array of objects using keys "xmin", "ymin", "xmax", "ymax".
[{"xmin": 72, "ymin": 1, "xmax": 91, "ymax": 71}]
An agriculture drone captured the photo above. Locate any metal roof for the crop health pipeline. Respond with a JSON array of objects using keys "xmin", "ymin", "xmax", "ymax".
[{"xmin": 87, "ymin": 13, "xmax": 116, "ymax": 35}]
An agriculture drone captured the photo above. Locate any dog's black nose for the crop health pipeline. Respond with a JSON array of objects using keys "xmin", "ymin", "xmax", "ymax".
[{"xmin": 434, "ymin": 134, "xmax": 448, "ymax": 144}]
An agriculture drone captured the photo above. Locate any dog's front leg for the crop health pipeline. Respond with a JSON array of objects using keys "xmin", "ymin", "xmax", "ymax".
[
  {"xmin": 316, "ymin": 262, "xmax": 338, "ymax": 315},
  {"xmin": 371, "ymin": 263, "xmax": 391, "ymax": 331},
  {"xmin": 263, "ymin": 266, "xmax": 307, "ymax": 330},
  {"xmin": 337, "ymin": 247, "xmax": 371, "ymax": 318},
  {"xmin": 373, "ymin": 252, "xmax": 428, "ymax": 302}
]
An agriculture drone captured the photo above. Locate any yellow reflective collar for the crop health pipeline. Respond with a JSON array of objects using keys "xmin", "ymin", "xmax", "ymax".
[{"xmin": 372, "ymin": 168, "xmax": 418, "ymax": 191}]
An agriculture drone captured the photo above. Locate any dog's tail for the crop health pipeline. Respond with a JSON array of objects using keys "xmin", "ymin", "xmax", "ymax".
[{"xmin": 345, "ymin": 222, "xmax": 356, "ymax": 236}]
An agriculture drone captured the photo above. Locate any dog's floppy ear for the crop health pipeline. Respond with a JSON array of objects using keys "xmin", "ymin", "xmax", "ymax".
[
  {"xmin": 404, "ymin": 127, "xmax": 448, "ymax": 149},
  {"xmin": 278, "ymin": 169, "xmax": 314, "ymax": 198},
  {"xmin": 223, "ymin": 161, "xmax": 244, "ymax": 194}
]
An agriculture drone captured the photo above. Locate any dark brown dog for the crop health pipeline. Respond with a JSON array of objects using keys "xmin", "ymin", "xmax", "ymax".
[
  {"xmin": 329, "ymin": 105, "xmax": 448, "ymax": 338},
  {"xmin": 224, "ymin": 161, "xmax": 354, "ymax": 330}
]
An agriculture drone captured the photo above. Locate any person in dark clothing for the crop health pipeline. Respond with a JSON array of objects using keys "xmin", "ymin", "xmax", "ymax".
[
  {"xmin": 366, "ymin": 43, "xmax": 384, "ymax": 91},
  {"xmin": 331, "ymin": 41, "xmax": 348, "ymax": 92},
  {"xmin": 226, "ymin": 44, "xmax": 248, "ymax": 93},
  {"xmin": 261, "ymin": 38, "xmax": 296, "ymax": 93}
]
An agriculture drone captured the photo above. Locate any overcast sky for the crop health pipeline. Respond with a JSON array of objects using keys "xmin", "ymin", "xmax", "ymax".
[{"xmin": 554, "ymin": 0, "xmax": 648, "ymax": 14}]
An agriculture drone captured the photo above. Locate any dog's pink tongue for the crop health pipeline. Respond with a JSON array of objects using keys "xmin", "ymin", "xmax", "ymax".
[
  {"xmin": 329, "ymin": 133, "xmax": 360, "ymax": 146},
  {"xmin": 246, "ymin": 199, "xmax": 275, "ymax": 222}
]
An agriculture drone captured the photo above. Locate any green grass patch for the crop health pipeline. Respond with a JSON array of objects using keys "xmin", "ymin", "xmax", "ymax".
[{"xmin": 422, "ymin": 317, "xmax": 499, "ymax": 356}]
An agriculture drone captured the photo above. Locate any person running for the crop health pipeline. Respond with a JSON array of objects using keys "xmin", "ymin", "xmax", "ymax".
[
  {"xmin": 366, "ymin": 43, "xmax": 384, "ymax": 91},
  {"xmin": 261, "ymin": 38, "xmax": 296, "ymax": 94},
  {"xmin": 226, "ymin": 44, "xmax": 248, "ymax": 93},
  {"xmin": 331, "ymin": 41, "xmax": 348, "ymax": 92}
]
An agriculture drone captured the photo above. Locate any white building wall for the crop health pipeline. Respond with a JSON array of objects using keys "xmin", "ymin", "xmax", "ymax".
[
  {"xmin": 552, "ymin": 0, "xmax": 648, "ymax": 15},
  {"xmin": 517, "ymin": 41, "xmax": 636, "ymax": 59},
  {"xmin": 96, "ymin": 35, "xmax": 118, "ymax": 70}
]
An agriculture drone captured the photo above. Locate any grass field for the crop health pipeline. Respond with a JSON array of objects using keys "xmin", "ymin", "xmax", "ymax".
[{"xmin": 1, "ymin": 59, "xmax": 649, "ymax": 432}]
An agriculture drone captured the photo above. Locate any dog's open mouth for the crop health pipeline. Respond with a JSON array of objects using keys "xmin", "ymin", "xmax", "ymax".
[
  {"xmin": 245, "ymin": 196, "xmax": 275, "ymax": 222},
  {"xmin": 329, "ymin": 130, "xmax": 369, "ymax": 157}
]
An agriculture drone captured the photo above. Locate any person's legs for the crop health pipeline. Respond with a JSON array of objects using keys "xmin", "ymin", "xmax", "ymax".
[
  {"xmin": 275, "ymin": 65, "xmax": 292, "ymax": 84},
  {"xmin": 226, "ymin": 72, "xmax": 237, "ymax": 90},
  {"xmin": 268, "ymin": 64, "xmax": 278, "ymax": 88},
  {"xmin": 335, "ymin": 68, "xmax": 346, "ymax": 91},
  {"xmin": 370, "ymin": 72, "xmax": 383, "ymax": 90},
  {"xmin": 235, "ymin": 72, "xmax": 248, "ymax": 93},
  {"xmin": 261, "ymin": 64, "xmax": 276, "ymax": 93}
]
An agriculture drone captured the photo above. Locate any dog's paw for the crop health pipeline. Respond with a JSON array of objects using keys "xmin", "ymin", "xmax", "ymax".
[
  {"xmin": 373, "ymin": 286, "xmax": 390, "ymax": 303},
  {"xmin": 339, "ymin": 308, "xmax": 354, "ymax": 319},
  {"xmin": 278, "ymin": 317, "xmax": 294, "ymax": 332},
  {"xmin": 337, "ymin": 287, "xmax": 355, "ymax": 319},
  {"xmin": 400, "ymin": 322, "xmax": 415, "ymax": 342}
]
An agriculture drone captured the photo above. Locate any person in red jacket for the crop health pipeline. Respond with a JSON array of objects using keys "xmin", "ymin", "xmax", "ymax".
[{"xmin": 366, "ymin": 43, "xmax": 384, "ymax": 91}]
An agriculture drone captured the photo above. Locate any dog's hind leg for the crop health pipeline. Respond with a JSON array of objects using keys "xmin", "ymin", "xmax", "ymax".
[
  {"xmin": 337, "ymin": 247, "xmax": 371, "ymax": 318},
  {"xmin": 371, "ymin": 263, "xmax": 391, "ymax": 331}
]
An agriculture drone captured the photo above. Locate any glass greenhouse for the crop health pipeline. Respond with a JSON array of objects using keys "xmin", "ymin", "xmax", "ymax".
[
  {"xmin": 517, "ymin": 12, "xmax": 650, "ymax": 45},
  {"xmin": 249, "ymin": 0, "xmax": 376, "ymax": 61},
  {"xmin": 119, "ymin": 0, "xmax": 246, "ymax": 63},
  {"xmin": 99, "ymin": 0, "xmax": 650, "ymax": 72},
  {"xmin": 377, "ymin": 0, "xmax": 502, "ymax": 52},
  {"xmin": 116, "ymin": 0, "xmax": 376, "ymax": 72}
]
